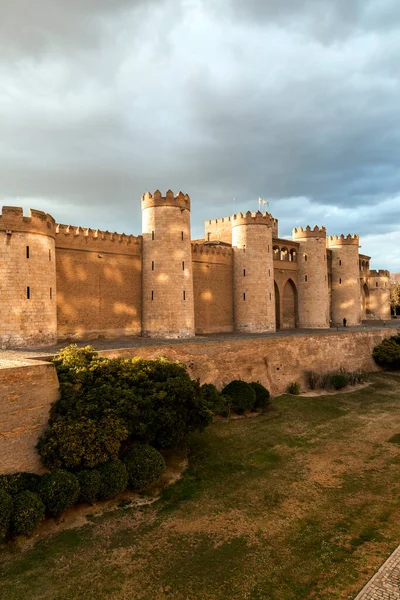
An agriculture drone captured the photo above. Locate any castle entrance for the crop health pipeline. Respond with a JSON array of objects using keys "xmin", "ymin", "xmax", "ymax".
[{"xmin": 282, "ymin": 279, "xmax": 298, "ymax": 329}]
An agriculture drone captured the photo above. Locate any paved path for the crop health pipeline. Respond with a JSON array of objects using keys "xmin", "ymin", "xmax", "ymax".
[{"xmin": 355, "ymin": 545, "xmax": 400, "ymax": 599}]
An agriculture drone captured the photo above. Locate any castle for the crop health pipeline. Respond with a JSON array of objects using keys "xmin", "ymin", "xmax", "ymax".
[{"xmin": 0, "ymin": 191, "xmax": 391, "ymax": 348}]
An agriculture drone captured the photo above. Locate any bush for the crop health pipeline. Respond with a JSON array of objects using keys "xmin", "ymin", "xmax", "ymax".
[
  {"xmin": 45, "ymin": 348, "xmax": 213, "ymax": 455},
  {"xmin": 37, "ymin": 415, "xmax": 129, "ymax": 471},
  {"xmin": 305, "ymin": 371, "xmax": 319, "ymax": 390},
  {"xmin": 0, "ymin": 489, "xmax": 13, "ymax": 540},
  {"xmin": 76, "ymin": 470, "xmax": 101, "ymax": 505},
  {"xmin": 250, "ymin": 382, "xmax": 270, "ymax": 410},
  {"xmin": 98, "ymin": 461, "xmax": 128, "ymax": 500},
  {"xmin": 11, "ymin": 491, "xmax": 45, "ymax": 537},
  {"xmin": 373, "ymin": 337, "xmax": 400, "ymax": 370},
  {"xmin": 222, "ymin": 380, "xmax": 256, "ymax": 415},
  {"xmin": 123, "ymin": 445, "xmax": 166, "ymax": 490},
  {"xmin": 0, "ymin": 472, "xmax": 42, "ymax": 496},
  {"xmin": 287, "ymin": 382, "xmax": 301, "ymax": 395},
  {"xmin": 329, "ymin": 373, "xmax": 349, "ymax": 390},
  {"xmin": 39, "ymin": 470, "xmax": 80, "ymax": 518}
]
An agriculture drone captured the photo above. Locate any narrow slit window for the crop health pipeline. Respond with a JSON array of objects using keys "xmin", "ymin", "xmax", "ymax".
[
  {"xmin": 269, "ymin": 293, "xmax": 272, "ymax": 301},
  {"xmin": 243, "ymin": 268, "xmax": 246, "ymax": 277},
  {"xmin": 305, "ymin": 275, "xmax": 308, "ymax": 282},
  {"xmin": 151, "ymin": 231, "xmax": 155, "ymax": 241},
  {"xmin": 376, "ymin": 282, "xmax": 379, "ymax": 287},
  {"xmin": 27, "ymin": 286, "xmax": 30, "ymax": 299},
  {"xmin": 304, "ymin": 254, "xmax": 308, "ymax": 262},
  {"xmin": 243, "ymin": 293, "xmax": 246, "ymax": 301},
  {"xmin": 151, "ymin": 291, "xmax": 154, "ymax": 301},
  {"xmin": 268, "ymin": 269, "xmax": 271, "ymax": 277},
  {"xmin": 339, "ymin": 278, "xmax": 342, "ymax": 284},
  {"xmin": 26, "ymin": 246, "xmax": 30, "ymax": 259},
  {"xmin": 49, "ymin": 249, "xmax": 51, "ymax": 261},
  {"xmin": 182, "ymin": 261, "xmax": 185, "ymax": 270},
  {"xmin": 151, "ymin": 261, "xmax": 155, "ymax": 271},
  {"xmin": 50, "ymin": 287, "xmax": 52, "ymax": 300},
  {"xmin": 183, "ymin": 291, "xmax": 186, "ymax": 300},
  {"xmin": 339, "ymin": 259, "xmax": 342, "ymax": 266},
  {"xmin": 181, "ymin": 231, "xmax": 184, "ymax": 241}
]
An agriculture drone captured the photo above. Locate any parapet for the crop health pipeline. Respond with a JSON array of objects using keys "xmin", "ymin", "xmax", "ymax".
[
  {"xmin": 292, "ymin": 225, "xmax": 326, "ymax": 240},
  {"xmin": 368, "ymin": 269, "xmax": 390, "ymax": 278},
  {"xmin": 55, "ymin": 224, "xmax": 142, "ymax": 255},
  {"xmin": 141, "ymin": 190, "xmax": 191, "ymax": 211},
  {"xmin": 327, "ymin": 234, "xmax": 359, "ymax": 247},
  {"xmin": 192, "ymin": 243, "xmax": 233, "ymax": 264},
  {"xmin": 0, "ymin": 206, "xmax": 56, "ymax": 237},
  {"xmin": 231, "ymin": 211, "xmax": 275, "ymax": 228}
]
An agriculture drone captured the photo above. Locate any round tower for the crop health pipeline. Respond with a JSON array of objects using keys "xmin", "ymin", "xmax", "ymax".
[
  {"xmin": 141, "ymin": 190, "xmax": 195, "ymax": 338},
  {"xmin": 328, "ymin": 234, "xmax": 361, "ymax": 326},
  {"xmin": 367, "ymin": 270, "xmax": 391, "ymax": 320},
  {"xmin": 232, "ymin": 211, "xmax": 275, "ymax": 333},
  {"xmin": 292, "ymin": 226, "xmax": 330, "ymax": 328},
  {"xmin": 0, "ymin": 206, "xmax": 57, "ymax": 348}
]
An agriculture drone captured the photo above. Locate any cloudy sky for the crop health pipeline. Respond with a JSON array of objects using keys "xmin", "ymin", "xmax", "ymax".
[{"xmin": 1, "ymin": 0, "xmax": 399, "ymax": 270}]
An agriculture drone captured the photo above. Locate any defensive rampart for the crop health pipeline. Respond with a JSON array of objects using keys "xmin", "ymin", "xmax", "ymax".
[{"xmin": 1, "ymin": 327, "xmax": 398, "ymax": 474}]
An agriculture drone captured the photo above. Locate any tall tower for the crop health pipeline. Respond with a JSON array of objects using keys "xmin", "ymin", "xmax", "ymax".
[
  {"xmin": 232, "ymin": 211, "xmax": 275, "ymax": 333},
  {"xmin": 328, "ymin": 234, "xmax": 361, "ymax": 326},
  {"xmin": 367, "ymin": 270, "xmax": 391, "ymax": 320},
  {"xmin": 0, "ymin": 207, "xmax": 57, "ymax": 348},
  {"xmin": 141, "ymin": 190, "xmax": 195, "ymax": 338},
  {"xmin": 292, "ymin": 226, "xmax": 330, "ymax": 328}
]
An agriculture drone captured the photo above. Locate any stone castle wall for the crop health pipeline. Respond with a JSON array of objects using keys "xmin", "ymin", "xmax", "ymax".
[{"xmin": 1, "ymin": 327, "xmax": 398, "ymax": 474}]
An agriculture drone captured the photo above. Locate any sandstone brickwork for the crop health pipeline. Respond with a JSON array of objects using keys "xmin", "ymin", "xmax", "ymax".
[{"xmin": 0, "ymin": 192, "xmax": 392, "ymax": 347}]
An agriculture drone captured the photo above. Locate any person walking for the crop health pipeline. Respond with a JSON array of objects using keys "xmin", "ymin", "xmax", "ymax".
[{"xmin": 343, "ymin": 317, "xmax": 347, "ymax": 327}]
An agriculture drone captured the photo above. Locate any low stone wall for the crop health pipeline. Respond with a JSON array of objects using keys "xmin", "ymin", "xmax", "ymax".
[
  {"xmin": 0, "ymin": 327, "xmax": 398, "ymax": 474},
  {"xmin": 0, "ymin": 362, "xmax": 60, "ymax": 474},
  {"xmin": 100, "ymin": 328, "xmax": 399, "ymax": 395}
]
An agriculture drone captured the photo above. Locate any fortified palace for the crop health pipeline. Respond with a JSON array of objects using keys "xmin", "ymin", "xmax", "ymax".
[{"xmin": 0, "ymin": 191, "xmax": 391, "ymax": 348}]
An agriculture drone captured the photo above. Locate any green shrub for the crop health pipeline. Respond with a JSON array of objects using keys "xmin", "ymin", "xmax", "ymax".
[
  {"xmin": 222, "ymin": 380, "xmax": 256, "ymax": 415},
  {"xmin": 37, "ymin": 415, "xmax": 129, "ymax": 471},
  {"xmin": 46, "ymin": 348, "xmax": 213, "ymax": 454},
  {"xmin": 76, "ymin": 470, "xmax": 101, "ymax": 505},
  {"xmin": 329, "ymin": 373, "xmax": 349, "ymax": 390},
  {"xmin": 11, "ymin": 491, "xmax": 45, "ymax": 537},
  {"xmin": 287, "ymin": 382, "xmax": 301, "ymax": 395},
  {"xmin": 305, "ymin": 371, "xmax": 319, "ymax": 390},
  {"xmin": 250, "ymin": 382, "xmax": 270, "ymax": 410},
  {"xmin": 123, "ymin": 445, "xmax": 166, "ymax": 490},
  {"xmin": 201, "ymin": 383, "xmax": 223, "ymax": 412},
  {"xmin": 39, "ymin": 470, "xmax": 80, "ymax": 518},
  {"xmin": 98, "ymin": 461, "xmax": 128, "ymax": 500},
  {"xmin": 373, "ymin": 337, "xmax": 400, "ymax": 370},
  {"xmin": 215, "ymin": 394, "xmax": 232, "ymax": 418},
  {"xmin": 0, "ymin": 489, "xmax": 13, "ymax": 540},
  {"xmin": 0, "ymin": 472, "xmax": 42, "ymax": 496}
]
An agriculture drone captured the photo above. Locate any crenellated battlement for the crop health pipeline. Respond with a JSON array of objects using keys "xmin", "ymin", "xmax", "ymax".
[
  {"xmin": 0, "ymin": 206, "xmax": 56, "ymax": 237},
  {"xmin": 368, "ymin": 269, "xmax": 390, "ymax": 278},
  {"xmin": 327, "ymin": 234, "xmax": 359, "ymax": 247},
  {"xmin": 231, "ymin": 211, "xmax": 275, "ymax": 228},
  {"xmin": 292, "ymin": 225, "xmax": 327, "ymax": 240},
  {"xmin": 192, "ymin": 243, "xmax": 233, "ymax": 258},
  {"xmin": 141, "ymin": 189, "xmax": 191, "ymax": 211},
  {"xmin": 55, "ymin": 223, "xmax": 142, "ymax": 255}
]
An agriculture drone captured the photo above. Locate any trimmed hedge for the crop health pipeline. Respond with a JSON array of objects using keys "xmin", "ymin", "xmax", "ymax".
[
  {"xmin": 123, "ymin": 445, "xmax": 166, "ymax": 490},
  {"xmin": 39, "ymin": 470, "xmax": 80, "ymax": 518},
  {"xmin": 0, "ymin": 472, "xmax": 41, "ymax": 496},
  {"xmin": 11, "ymin": 491, "xmax": 45, "ymax": 537},
  {"xmin": 221, "ymin": 380, "xmax": 256, "ymax": 415},
  {"xmin": 97, "ymin": 461, "xmax": 128, "ymax": 500},
  {"xmin": 0, "ymin": 489, "xmax": 12, "ymax": 540},
  {"xmin": 373, "ymin": 336, "xmax": 400, "ymax": 370},
  {"xmin": 76, "ymin": 470, "xmax": 101, "ymax": 505},
  {"xmin": 250, "ymin": 382, "xmax": 270, "ymax": 410}
]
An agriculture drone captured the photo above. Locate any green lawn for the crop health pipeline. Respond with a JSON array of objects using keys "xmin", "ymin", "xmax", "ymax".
[{"xmin": 2, "ymin": 372, "xmax": 400, "ymax": 600}]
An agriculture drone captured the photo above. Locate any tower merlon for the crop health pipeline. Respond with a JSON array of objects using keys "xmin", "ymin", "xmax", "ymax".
[
  {"xmin": 327, "ymin": 234, "xmax": 359, "ymax": 247},
  {"xmin": 368, "ymin": 269, "xmax": 390, "ymax": 277},
  {"xmin": 232, "ymin": 210, "xmax": 274, "ymax": 228},
  {"xmin": 0, "ymin": 206, "xmax": 56, "ymax": 237},
  {"xmin": 141, "ymin": 190, "xmax": 191, "ymax": 211},
  {"xmin": 292, "ymin": 225, "xmax": 327, "ymax": 240}
]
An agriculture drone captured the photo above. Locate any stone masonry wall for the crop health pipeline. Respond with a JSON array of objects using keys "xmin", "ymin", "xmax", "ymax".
[{"xmin": 0, "ymin": 362, "xmax": 60, "ymax": 474}]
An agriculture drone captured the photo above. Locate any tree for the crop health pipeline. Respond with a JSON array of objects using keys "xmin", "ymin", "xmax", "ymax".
[{"xmin": 390, "ymin": 281, "xmax": 400, "ymax": 315}]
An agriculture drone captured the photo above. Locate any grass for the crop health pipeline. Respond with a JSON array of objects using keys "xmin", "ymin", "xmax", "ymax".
[{"xmin": 2, "ymin": 372, "xmax": 400, "ymax": 599}]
